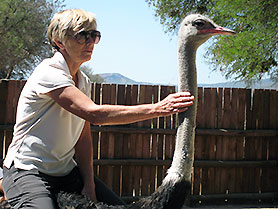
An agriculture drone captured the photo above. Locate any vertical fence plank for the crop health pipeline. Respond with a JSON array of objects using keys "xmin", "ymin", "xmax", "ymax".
[
  {"xmin": 255, "ymin": 90, "xmax": 264, "ymax": 198},
  {"xmin": 156, "ymin": 86, "xmax": 164, "ymax": 188},
  {"xmin": 121, "ymin": 85, "xmax": 131, "ymax": 197},
  {"xmin": 150, "ymin": 85, "xmax": 159, "ymax": 193},
  {"xmin": 227, "ymin": 88, "xmax": 238, "ymax": 196},
  {"xmin": 92, "ymin": 83, "xmax": 101, "ymax": 176},
  {"xmin": 109, "ymin": 84, "xmax": 117, "ymax": 193},
  {"xmin": 99, "ymin": 84, "xmax": 117, "ymax": 190},
  {"xmin": 254, "ymin": 90, "xmax": 263, "ymax": 194},
  {"xmin": 136, "ymin": 85, "xmax": 146, "ymax": 196},
  {"xmin": 141, "ymin": 85, "xmax": 153, "ymax": 196},
  {"xmin": 260, "ymin": 90, "xmax": 269, "ymax": 198},
  {"xmin": 126, "ymin": 85, "xmax": 139, "ymax": 197},
  {"xmin": 269, "ymin": 90, "xmax": 278, "ymax": 194},
  {"xmin": 164, "ymin": 85, "xmax": 176, "ymax": 169},
  {"xmin": 202, "ymin": 88, "xmax": 214, "ymax": 195},
  {"xmin": 219, "ymin": 88, "xmax": 231, "ymax": 197},
  {"xmin": 268, "ymin": 90, "xmax": 278, "ymax": 197},
  {"xmin": 193, "ymin": 87, "xmax": 204, "ymax": 196},
  {"xmin": 241, "ymin": 88, "xmax": 252, "ymax": 193},
  {"xmin": 234, "ymin": 88, "xmax": 247, "ymax": 194},
  {"xmin": 98, "ymin": 84, "xmax": 109, "ymax": 186},
  {"xmin": 214, "ymin": 88, "xmax": 223, "ymax": 195},
  {"xmin": 207, "ymin": 88, "xmax": 217, "ymax": 195},
  {"xmin": 261, "ymin": 90, "xmax": 278, "ymax": 200},
  {"xmin": 113, "ymin": 84, "xmax": 126, "ymax": 195},
  {"xmin": 245, "ymin": 89, "xmax": 262, "ymax": 201},
  {"xmin": 159, "ymin": 86, "xmax": 170, "ymax": 181},
  {"xmin": 0, "ymin": 80, "xmax": 9, "ymax": 159}
]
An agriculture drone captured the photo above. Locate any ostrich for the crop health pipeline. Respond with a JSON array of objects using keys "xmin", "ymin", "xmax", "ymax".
[{"xmin": 0, "ymin": 14, "xmax": 235, "ymax": 209}]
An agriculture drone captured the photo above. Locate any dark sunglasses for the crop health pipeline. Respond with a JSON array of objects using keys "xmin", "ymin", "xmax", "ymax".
[{"xmin": 72, "ymin": 30, "xmax": 101, "ymax": 44}]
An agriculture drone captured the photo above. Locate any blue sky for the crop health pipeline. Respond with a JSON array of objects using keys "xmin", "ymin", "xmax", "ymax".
[{"xmin": 64, "ymin": 0, "xmax": 230, "ymax": 85}]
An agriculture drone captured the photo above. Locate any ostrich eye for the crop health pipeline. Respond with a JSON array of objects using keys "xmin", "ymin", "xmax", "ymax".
[{"xmin": 192, "ymin": 21, "xmax": 205, "ymax": 27}]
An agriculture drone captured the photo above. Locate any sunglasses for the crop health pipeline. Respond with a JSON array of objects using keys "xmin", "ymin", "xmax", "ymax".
[{"xmin": 72, "ymin": 30, "xmax": 101, "ymax": 44}]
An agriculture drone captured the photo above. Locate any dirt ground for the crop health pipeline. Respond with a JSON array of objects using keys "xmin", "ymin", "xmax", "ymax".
[
  {"xmin": 197, "ymin": 207, "xmax": 277, "ymax": 209},
  {"xmin": 182, "ymin": 205, "xmax": 278, "ymax": 209}
]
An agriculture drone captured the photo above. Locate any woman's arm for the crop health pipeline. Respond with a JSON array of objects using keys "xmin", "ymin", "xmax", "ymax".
[
  {"xmin": 47, "ymin": 85, "xmax": 194, "ymax": 125},
  {"xmin": 74, "ymin": 120, "xmax": 97, "ymax": 201}
]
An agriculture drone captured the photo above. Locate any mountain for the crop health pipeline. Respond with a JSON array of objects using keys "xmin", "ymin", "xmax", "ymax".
[
  {"xmin": 98, "ymin": 73, "xmax": 152, "ymax": 85},
  {"xmin": 98, "ymin": 73, "xmax": 278, "ymax": 90},
  {"xmin": 198, "ymin": 79, "xmax": 278, "ymax": 90}
]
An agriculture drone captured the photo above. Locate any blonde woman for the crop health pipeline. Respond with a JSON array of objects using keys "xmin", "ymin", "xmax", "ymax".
[{"xmin": 2, "ymin": 9, "xmax": 194, "ymax": 209}]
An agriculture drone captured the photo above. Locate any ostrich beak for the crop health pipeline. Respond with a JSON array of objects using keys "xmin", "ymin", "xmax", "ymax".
[{"xmin": 199, "ymin": 26, "xmax": 236, "ymax": 36}]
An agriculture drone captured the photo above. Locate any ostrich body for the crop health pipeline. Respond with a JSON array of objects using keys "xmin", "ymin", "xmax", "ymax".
[{"xmin": 0, "ymin": 14, "xmax": 235, "ymax": 209}]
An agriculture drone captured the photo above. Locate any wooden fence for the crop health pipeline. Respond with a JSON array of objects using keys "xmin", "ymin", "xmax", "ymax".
[{"xmin": 0, "ymin": 79, "xmax": 277, "ymax": 206}]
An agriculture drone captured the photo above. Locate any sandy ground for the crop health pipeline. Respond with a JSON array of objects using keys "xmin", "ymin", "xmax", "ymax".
[
  {"xmin": 195, "ymin": 207, "xmax": 277, "ymax": 209},
  {"xmin": 182, "ymin": 205, "xmax": 278, "ymax": 209}
]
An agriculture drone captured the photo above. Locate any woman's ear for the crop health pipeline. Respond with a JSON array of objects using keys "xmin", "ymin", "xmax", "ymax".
[{"xmin": 54, "ymin": 39, "xmax": 65, "ymax": 51}]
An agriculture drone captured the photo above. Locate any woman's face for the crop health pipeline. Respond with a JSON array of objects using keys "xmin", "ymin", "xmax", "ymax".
[
  {"xmin": 58, "ymin": 28, "xmax": 101, "ymax": 66},
  {"xmin": 64, "ymin": 32, "xmax": 96, "ymax": 64}
]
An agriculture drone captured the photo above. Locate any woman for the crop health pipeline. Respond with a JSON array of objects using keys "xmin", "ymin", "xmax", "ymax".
[{"xmin": 2, "ymin": 9, "xmax": 194, "ymax": 209}]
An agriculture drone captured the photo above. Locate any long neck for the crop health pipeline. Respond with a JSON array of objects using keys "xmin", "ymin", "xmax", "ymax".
[
  {"xmin": 164, "ymin": 38, "xmax": 198, "ymax": 183},
  {"xmin": 177, "ymin": 38, "xmax": 198, "ymax": 94}
]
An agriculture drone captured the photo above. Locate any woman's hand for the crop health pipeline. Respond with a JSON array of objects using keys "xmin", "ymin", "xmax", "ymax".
[
  {"xmin": 81, "ymin": 182, "xmax": 97, "ymax": 203},
  {"xmin": 155, "ymin": 91, "xmax": 194, "ymax": 116}
]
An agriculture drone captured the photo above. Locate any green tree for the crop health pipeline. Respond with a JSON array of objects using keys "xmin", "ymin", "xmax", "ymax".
[
  {"xmin": 146, "ymin": 0, "xmax": 278, "ymax": 83},
  {"xmin": 80, "ymin": 65, "xmax": 105, "ymax": 83},
  {"xmin": 0, "ymin": 0, "xmax": 65, "ymax": 79}
]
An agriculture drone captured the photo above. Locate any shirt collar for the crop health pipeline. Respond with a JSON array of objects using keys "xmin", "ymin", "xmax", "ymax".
[
  {"xmin": 50, "ymin": 52, "xmax": 71, "ymax": 76},
  {"xmin": 50, "ymin": 52, "xmax": 87, "ymax": 91}
]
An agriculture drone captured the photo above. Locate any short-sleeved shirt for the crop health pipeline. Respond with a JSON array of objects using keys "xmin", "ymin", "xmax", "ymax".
[{"xmin": 4, "ymin": 52, "xmax": 92, "ymax": 176}]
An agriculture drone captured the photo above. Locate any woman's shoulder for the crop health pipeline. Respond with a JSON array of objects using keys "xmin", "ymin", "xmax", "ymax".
[
  {"xmin": 79, "ymin": 70, "xmax": 91, "ymax": 85},
  {"xmin": 78, "ymin": 70, "xmax": 92, "ymax": 96}
]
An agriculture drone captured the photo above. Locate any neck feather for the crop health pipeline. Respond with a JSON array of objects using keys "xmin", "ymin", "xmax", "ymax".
[{"xmin": 164, "ymin": 39, "xmax": 198, "ymax": 183}]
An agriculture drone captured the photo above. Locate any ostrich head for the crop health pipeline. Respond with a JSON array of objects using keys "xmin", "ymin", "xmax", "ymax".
[
  {"xmin": 177, "ymin": 14, "xmax": 236, "ymax": 92},
  {"xmin": 178, "ymin": 14, "xmax": 236, "ymax": 48}
]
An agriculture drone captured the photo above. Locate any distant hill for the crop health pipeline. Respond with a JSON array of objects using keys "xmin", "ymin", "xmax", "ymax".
[
  {"xmin": 198, "ymin": 79, "xmax": 278, "ymax": 90},
  {"xmin": 98, "ymin": 73, "xmax": 278, "ymax": 90},
  {"xmin": 99, "ymin": 73, "xmax": 136, "ymax": 84},
  {"xmin": 98, "ymin": 73, "xmax": 152, "ymax": 85}
]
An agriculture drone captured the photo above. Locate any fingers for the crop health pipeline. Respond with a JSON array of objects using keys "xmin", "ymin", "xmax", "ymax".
[
  {"xmin": 172, "ymin": 95, "xmax": 195, "ymax": 105},
  {"xmin": 170, "ymin": 92, "xmax": 195, "ymax": 105},
  {"xmin": 171, "ymin": 99, "xmax": 194, "ymax": 113},
  {"xmin": 171, "ymin": 91, "xmax": 194, "ymax": 99},
  {"xmin": 158, "ymin": 91, "xmax": 195, "ymax": 116},
  {"xmin": 172, "ymin": 100, "xmax": 194, "ymax": 109},
  {"xmin": 172, "ymin": 91, "xmax": 192, "ymax": 97}
]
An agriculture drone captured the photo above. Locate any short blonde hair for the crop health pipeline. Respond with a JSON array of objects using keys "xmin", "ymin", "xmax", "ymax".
[{"xmin": 47, "ymin": 9, "xmax": 97, "ymax": 51}]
